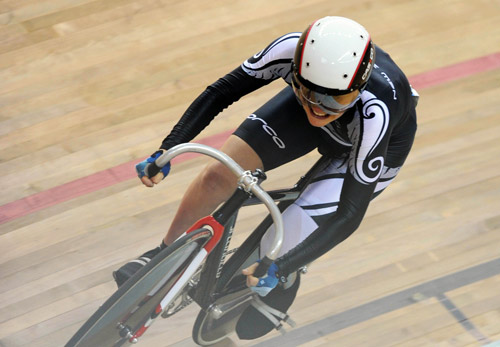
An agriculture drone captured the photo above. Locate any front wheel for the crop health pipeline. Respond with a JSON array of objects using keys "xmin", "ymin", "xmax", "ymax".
[{"xmin": 66, "ymin": 228, "xmax": 212, "ymax": 347}]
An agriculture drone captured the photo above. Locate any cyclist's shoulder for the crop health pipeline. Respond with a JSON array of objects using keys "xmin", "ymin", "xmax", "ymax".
[
  {"xmin": 359, "ymin": 49, "xmax": 413, "ymax": 120},
  {"xmin": 368, "ymin": 46, "xmax": 412, "ymax": 103},
  {"xmin": 241, "ymin": 32, "xmax": 300, "ymax": 80},
  {"xmin": 246, "ymin": 32, "xmax": 301, "ymax": 64}
]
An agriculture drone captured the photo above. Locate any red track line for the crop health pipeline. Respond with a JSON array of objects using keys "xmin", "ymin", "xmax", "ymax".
[
  {"xmin": 0, "ymin": 129, "xmax": 234, "ymax": 224},
  {"xmin": 409, "ymin": 52, "xmax": 500, "ymax": 90},
  {"xmin": 1, "ymin": 52, "xmax": 500, "ymax": 224}
]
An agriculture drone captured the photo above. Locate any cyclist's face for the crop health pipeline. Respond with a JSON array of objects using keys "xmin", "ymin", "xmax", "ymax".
[{"xmin": 292, "ymin": 74, "xmax": 360, "ymax": 127}]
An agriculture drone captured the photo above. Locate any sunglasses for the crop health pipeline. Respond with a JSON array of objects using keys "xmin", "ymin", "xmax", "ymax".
[{"xmin": 291, "ymin": 73, "xmax": 361, "ymax": 115}]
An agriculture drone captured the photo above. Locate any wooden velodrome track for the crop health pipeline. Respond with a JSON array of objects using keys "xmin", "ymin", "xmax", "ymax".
[{"xmin": 1, "ymin": 0, "xmax": 500, "ymax": 346}]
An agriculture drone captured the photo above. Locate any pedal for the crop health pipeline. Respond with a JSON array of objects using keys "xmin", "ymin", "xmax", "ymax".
[{"xmin": 251, "ymin": 297, "xmax": 297, "ymax": 335}]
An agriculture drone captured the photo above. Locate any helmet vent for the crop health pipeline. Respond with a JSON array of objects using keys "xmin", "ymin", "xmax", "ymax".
[
  {"xmin": 343, "ymin": 74, "xmax": 348, "ymax": 78},
  {"xmin": 306, "ymin": 62, "xmax": 310, "ymax": 67},
  {"xmin": 353, "ymin": 52, "xmax": 357, "ymax": 57}
]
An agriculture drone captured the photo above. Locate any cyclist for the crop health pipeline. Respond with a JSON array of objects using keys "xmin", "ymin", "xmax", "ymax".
[{"xmin": 114, "ymin": 16, "xmax": 418, "ymax": 338}]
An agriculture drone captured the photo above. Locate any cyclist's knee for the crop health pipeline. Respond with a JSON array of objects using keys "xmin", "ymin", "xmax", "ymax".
[{"xmin": 199, "ymin": 162, "xmax": 237, "ymax": 195}]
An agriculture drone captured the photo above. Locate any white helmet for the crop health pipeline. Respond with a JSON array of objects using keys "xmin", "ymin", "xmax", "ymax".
[{"xmin": 293, "ymin": 16, "xmax": 375, "ymax": 95}]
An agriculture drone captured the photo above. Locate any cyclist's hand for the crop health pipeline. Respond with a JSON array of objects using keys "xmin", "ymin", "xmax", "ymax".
[
  {"xmin": 242, "ymin": 261, "xmax": 279, "ymax": 297},
  {"xmin": 135, "ymin": 150, "xmax": 171, "ymax": 187}
]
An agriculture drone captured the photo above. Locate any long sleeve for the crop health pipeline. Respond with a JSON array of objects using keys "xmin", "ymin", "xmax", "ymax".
[{"xmin": 160, "ymin": 66, "xmax": 271, "ymax": 150}]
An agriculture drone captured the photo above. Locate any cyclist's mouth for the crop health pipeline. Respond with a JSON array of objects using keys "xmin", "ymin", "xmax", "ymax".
[{"xmin": 308, "ymin": 104, "xmax": 329, "ymax": 118}]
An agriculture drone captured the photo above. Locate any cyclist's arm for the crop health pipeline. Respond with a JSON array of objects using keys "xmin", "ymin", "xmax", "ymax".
[
  {"xmin": 275, "ymin": 168, "xmax": 378, "ymax": 277},
  {"xmin": 159, "ymin": 67, "xmax": 271, "ymax": 150}
]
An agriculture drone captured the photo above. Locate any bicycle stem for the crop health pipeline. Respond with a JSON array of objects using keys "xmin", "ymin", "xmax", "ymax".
[{"xmin": 156, "ymin": 143, "xmax": 284, "ymax": 261}]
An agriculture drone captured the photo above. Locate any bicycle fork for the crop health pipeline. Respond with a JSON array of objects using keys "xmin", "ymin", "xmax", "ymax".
[{"xmin": 129, "ymin": 250, "xmax": 208, "ymax": 342}]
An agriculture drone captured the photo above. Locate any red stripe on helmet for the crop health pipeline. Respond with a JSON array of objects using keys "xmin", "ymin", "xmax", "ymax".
[
  {"xmin": 298, "ymin": 21, "xmax": 317, "ymax": 75},
  {"xmin": 348, "ymin": 34, "xmax": 371, "ymax": 89}
]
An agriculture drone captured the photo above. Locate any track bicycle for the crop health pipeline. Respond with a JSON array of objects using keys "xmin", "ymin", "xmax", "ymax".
[{"xmin": 66, "ymin": 143, "xmax": 329, "ymax": 346}]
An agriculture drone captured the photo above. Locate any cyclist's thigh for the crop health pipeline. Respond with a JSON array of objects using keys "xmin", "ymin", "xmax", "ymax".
[
  {"xmin": 219, "ymin": 135, "xmax": 264, "ymax": 171},
  {"xmin": 233, "ymin": 86, "xmax": 320, "ymax": 171}
]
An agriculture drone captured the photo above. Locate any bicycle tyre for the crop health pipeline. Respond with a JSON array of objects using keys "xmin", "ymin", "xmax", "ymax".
[{"xmin": 66, "ymin": 228, "xmax": 212, "ymax": 347}]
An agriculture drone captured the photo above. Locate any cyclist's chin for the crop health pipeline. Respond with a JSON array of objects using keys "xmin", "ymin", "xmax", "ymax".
[{"xmin": 304, "ymin": 106, "xmax": 343, "ymax": 127}]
